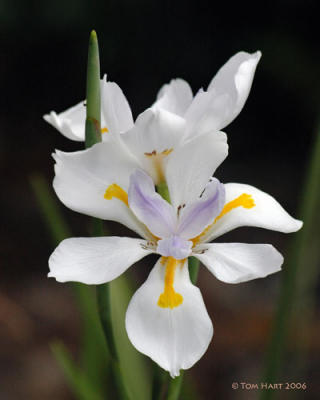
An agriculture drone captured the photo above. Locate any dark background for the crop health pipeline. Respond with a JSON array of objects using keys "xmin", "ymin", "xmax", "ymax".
[{"xmin": 1, "ymin": 0, "xmax": 319, "ymax": 399}]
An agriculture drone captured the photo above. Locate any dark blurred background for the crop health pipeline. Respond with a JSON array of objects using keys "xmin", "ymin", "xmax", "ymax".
[{"xmin": 1, "ymin": 0, "xmax": 319, "ymax": 399}]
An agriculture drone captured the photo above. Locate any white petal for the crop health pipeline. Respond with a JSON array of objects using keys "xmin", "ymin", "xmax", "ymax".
[
  {"xmin": 121, "ymin": 109, "xmax": 186, "ymax": 184},
  {"xmin": 53, "ymin": 140, "xmax": 151, "ymax": 238},
  {"xmin": 126, "ymin": 258, "xmax": 213, "ymax": 377},
  {"xmin": 166, "ymin": 131, "xmax": 228, "ymax": 208},
  {"xmin": 152, "ymin": 78, "xmax": 193, "ymax": 116},
  {"xmin": 128, "ymin": 169, "xmax": 177, "ymax": 238},
  {"xmin": 48, "ymin": 236, "xmax": 151, "ymax": 284},
  {"xmin": 43, "ymin": 101, "xmax": 86, "ymax": 141},
  {"xmin": 194, "ymin": 242, "xmax": 283, "ymax": 284},
  {"xmin": 207, "ymin": 51, "xmax": 261, "ymax": 129},
  {"xmin": 101, "ymin": 76, "xmax": 134, "ymax": 136},
  {"xmin": 205, "ymin": 183, "xmax": 303, "ymax": 242},
  {"xmin": 184, "ymin": 51, "xmax": 261, "ymax": 135},
  {"xmin": 177, "ymin": 178, "xmax": 225, "ymax": 239}
]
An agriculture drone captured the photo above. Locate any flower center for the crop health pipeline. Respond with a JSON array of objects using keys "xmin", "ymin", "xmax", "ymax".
[
  {"xmin": 157, "ymin": 257, "xmax": 183, "ymax": 309},
  {"xmin": 101, "ymin": 127, "xmax": 108, "ymax": 133}
]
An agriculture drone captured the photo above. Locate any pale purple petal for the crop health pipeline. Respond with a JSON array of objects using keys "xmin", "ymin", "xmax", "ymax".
[
  {"xmin": 157, "ymin": 236, "xmax": 193, "ymax": 259},
  {"xmin": 128, "ymin": 169, "xmax": 177, "ymax": 238},
  {"xmin": 177, "ymin": 178, "xmax": 225, "ymax": 240}
]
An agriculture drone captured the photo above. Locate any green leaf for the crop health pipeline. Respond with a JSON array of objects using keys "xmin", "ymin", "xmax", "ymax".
[
  {"xmin": 261, "ymin": 128, "xmax": 320, "ymax": 399},
  {"xmin": 111, "ymin": 273, "xmax": 152, "ymax": 400},
  {"xmin": 30, "ymin": 174, "xmax": 110, "ymax": 396},
  {"xmin": 51, "ymin": 341, "xmax": 104, "ymax": 400}
]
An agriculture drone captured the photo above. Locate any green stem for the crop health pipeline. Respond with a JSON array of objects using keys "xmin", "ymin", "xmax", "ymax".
[
  {"xmin": 167, "ymin": 372, "xmax": 184, "ymax": 400},
  {"xmin": 85, "ymin": 30, "xmax": 128, "ymax": 400},
  {"xmin": 188, "ymin": 256, "xmax": 200, "ymax": 284},
  {"xmin": 85, "ymin": 30, "xmax": 102, "ymax": 149},
  {"xmin": 156, "ymin": 181, "xmax": 171, "ymax": 203}
]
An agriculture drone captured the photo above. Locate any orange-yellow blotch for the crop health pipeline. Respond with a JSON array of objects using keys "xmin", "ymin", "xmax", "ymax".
[
  {"xmin": 214, "ymin": 193, "xmax": 255, "ymax": 223},
  {"xmin": 104, "ymin": 184, "xmax": 128, "ymax": 206},
  {"xmin": 157, "ymin": 257, "xmax": 183, "ymax": 309},
  {"xmin": 192, "ymin": 193, "xmax": 255, "ymax": 246},
  {"xmin": 101, "ymin": 127, "xmax": 108, "ymax": 133}
]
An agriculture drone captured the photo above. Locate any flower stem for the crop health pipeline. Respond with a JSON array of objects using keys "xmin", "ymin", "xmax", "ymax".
[
  {"xmin": 85, "ymin": 30, "xmax": 129, "ymax": 400},
  {"xmin": 167, "ymin": 371, "xmax": 184, "ymax": 400},
  {"xmin": 85, "ymin": 30, "xmax": 102, "ymax": 149},
  {"xmin": 156, "ymin": 181, "xmax": 171, "ymax": 203},
  {"xmin": 188, "ymin": 256, "xmax": 200, "ymax": 284}
]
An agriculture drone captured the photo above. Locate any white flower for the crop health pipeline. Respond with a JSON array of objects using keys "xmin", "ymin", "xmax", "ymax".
[
  {"xmin": 48, "ymin": 49, "xmax": 301, "ymax": 376},
  {"xmin": 44, "ymin": 51, "xmax": 260, "ymax": 142},
  {"xmin": 49, "ymin": 159, "xmax": 302, "ymax": 377},
  {"xmin": 152, "ymin": 51, "xmax": 261, "ymax": 138},
  {"xmin": 43, "ymin": 75, "xmax": 134, "ymax": 141}
]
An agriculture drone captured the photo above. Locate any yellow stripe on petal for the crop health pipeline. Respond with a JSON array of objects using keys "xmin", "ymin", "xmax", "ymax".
[
  {"xmin": 104, "ymin": 184, "xmax": 128, "ymax": 206},
  {"xmin": 157, "ymin": 257, "xmax": 183, "ymax": 309},
  {"xmin": 101, "ymin": 127, "xmax": 108, "ymax": 133},
  {"xmin": 192, "ymin": 193, "xmax": 255, "ymax": 246},
  {"xmin": 214, "ymin": 193, "xmax": 255, "ymax": 222}
]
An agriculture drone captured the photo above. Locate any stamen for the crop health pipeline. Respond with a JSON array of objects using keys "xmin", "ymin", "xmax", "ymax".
[
  {"xmin": 104, "ymin": 184, "xmax": 128, "ymax": 206},
  {"xmin": 191, "ymin": 193, "xmax": 255, "ymax": 246},
  {"xmin": 101, "ymin": 127, "xmax": 108, "ymax": 133},
  {"xmin": 157, "ymin": 257, "xmax": 183, "ymax": 309}
]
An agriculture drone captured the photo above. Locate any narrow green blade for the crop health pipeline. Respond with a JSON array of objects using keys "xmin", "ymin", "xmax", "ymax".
[{"xmin": 51, "ymin": 341, "xmax": 104, "ymax": 400}]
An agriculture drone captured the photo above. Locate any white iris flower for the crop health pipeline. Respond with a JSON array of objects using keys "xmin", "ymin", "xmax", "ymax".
[
  {"xmin": 49, "ymin": 157, "xmax": 302, "ymax": 377},
  {"xmin": 47, "ymin": 49, "xmax": 302, "ymax": 377},
  {"xmin": 44, "ymin": 51, "xmax": 261, "ymax": 142}
]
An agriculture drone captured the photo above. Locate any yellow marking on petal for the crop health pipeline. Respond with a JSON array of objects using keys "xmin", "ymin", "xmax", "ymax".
[
  {"xmin": 104, "ymin": 184, "xmax": 128, "ymax": 206},
  {"xmin": 191, "ymin": 193, "xmax": 255, "ymax": 246},
  {"xmin": 215, "ymin": 193, "xmax": 255, "ymax": 222},
  {"xmin": 104, "ymin": 183, "xmax": 160, "ymax": 242},
  {"xmin": 157, "ymin": 257, "xmax": 183, "ymax": 309},
  {"xmin": 101, "ymin": 127, "xmax": 108, "ymax": 133}
]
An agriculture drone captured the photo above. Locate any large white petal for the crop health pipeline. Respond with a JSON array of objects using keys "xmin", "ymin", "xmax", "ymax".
[
  {"xmin": 166, "ymin": 131, "xmax": 228, "ymax": 209},
  {"xmin": 101, "ymin": 76, "xmax": 134, "ymax": 136},
  {"xmin": 194, "ymin": 242, "xmax": 283, "ymax": 284},
  {"xmin": 48, "ymin": 236, "xmax": 151, "ymax": 284},
  {"xmin": 184, "ymin": 51, "xmax": 261, "ymax": 135},
  {"xmin": 205, "ymin": 183, "xmax": 303, "ymax": 241},
  {"xmin": 126, "ymin": 258, "xmax": 213, "ymax": 377},
  {"xmin": 53, "ymin": 140, "xmax": 150, "ymax": 238},
  {"xmin": 121, "ymin": 109, "xmax": 186, "ymax": 184},
  {"xmin": 43, "ymin": 101, "xmax": 86, "ymax": 141},
  {"xmin": 152, "ymin": 78, "xmax": 193, "ymax": 116},
  {"xmin": 128, "ymin": 169, "xmax": 176, "ymax": 238}
]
